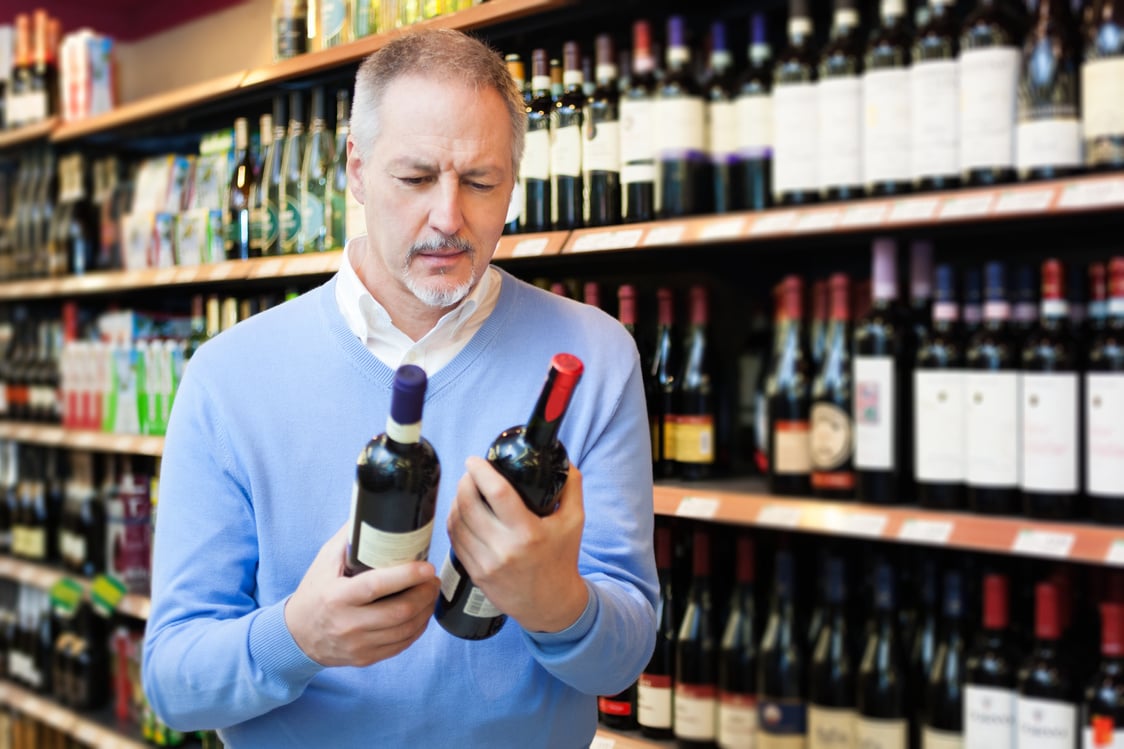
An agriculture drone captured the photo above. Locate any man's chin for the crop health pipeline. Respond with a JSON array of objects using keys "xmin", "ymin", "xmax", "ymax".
[{"xmin": 407, "ymin": 277, "xmax": 475, "ymax": 309}]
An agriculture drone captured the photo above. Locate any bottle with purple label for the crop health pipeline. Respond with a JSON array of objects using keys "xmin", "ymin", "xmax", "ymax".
[{"xmin": 656, "ymin": 16, "xmax": 709, "ymax": 218}]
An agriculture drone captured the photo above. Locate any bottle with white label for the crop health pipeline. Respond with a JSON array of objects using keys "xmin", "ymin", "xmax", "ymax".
[
  {"xmin": 676, "ymin": 527, "xmax": 719, "ymax": 749},
  {"xmin": 811, "ymin": 274, "xmax": 856, "ymax": 499},
  {"xmin": 964, "ymin": 573, "xmax": 1017, "ymax": 749},
  {"xmin": 344, "ymin": 365, "xmax": 440, "ymax": 577},
  {"xmin": 584, "ymin": 34, "xmax": 621, "ymax": 227},
  {"xmin": 808, "ymin": 556, "xmax": 856, "ymax": 749},
  {"xmin": 1016, "ymin": 0, "xmax": 1083, "ymax": 181},
  {"xmin": 1020, "ymin": 259, "xmax": 1081, "ymax": 520},
  {"xmin": 736, "ymin": 13, "xmax": 774, "ymax": 211},
  {"xmin": 1087, "ymin": 256, "xmax": 1124, "ymax": 524},
  {"xmin": 1083, "ymin": 601, "xmax": 1124, "ymax": 749},
  {"xmin": 959, "ymin": 0, "xmax": 1024, "ymax": 186},
  {"xmin": 1081, "ymin": 0, "xmax": 1124, "ymax": 170},
  {"xmin": 640, "ymin": 523, "xmax": 676, "ymax": 740},
  {"xmin": 706, "ymin": 21, "xmax": 739, "ymax": 214},
  {"xmin": 914, "ymin": 264, "xmax": 965, "ymax": 510},
  {"xmin": 1017, "ymin": 582, "xmax": 1078, "ymax": 749},
  {"xmin": 863, "ymin": 0, "xmax": 913, "ymax": 196},
  {"xmin": 656, "ymin": 16, "xmax": 709, "ymax": 218},
  {"xmin": 522, "ymin": 49, "xmax": 553, "ymax": 234},
  {"xmin": 621, "ymin": 20, "xmax": 657, "ymax": 223},
  {"xmin": 773, "ymin": 0, "xmax": 820, "ymax": 206},
  {"xmin": 817, "ymin": 0, "xmax": 865, "ymax": 202},
  {"xmin": 911, "ymin": 0, "xmax": 960, "ymax": 191},
  {"xmin": 924, "ymin": 570, "xmax": 966, "ymax": 749},
  {"xmin": 552, "ymin": 41, "xmax": 584, "ymax": 230},
  {"xmin": 857, "ymin": 561, "xmax": 908, "ymax": 749}
]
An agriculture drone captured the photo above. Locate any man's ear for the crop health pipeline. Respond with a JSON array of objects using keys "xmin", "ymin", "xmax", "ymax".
[{"xmin": 347, "ymin": 135, "xmax": 366, "ymax": 205}]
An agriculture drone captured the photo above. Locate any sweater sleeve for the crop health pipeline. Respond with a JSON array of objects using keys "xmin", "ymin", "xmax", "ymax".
[
  {"xmin": 521, "ymin": 344, "xmax": 659, "ymax": 695},
  {"xmin": 142, "ymin": 358, "xmax": 326, "ymax": 731}
]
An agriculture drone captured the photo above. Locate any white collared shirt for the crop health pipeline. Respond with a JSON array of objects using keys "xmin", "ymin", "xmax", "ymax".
[{"xmin": 335, "ymin": 235, "xmax": 502, "ymax": 373}]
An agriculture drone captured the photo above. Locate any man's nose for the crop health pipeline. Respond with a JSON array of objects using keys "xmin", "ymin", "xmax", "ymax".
[{"xmin": 429, "ymin": 178, "xmax": 466, "ymax": 237}]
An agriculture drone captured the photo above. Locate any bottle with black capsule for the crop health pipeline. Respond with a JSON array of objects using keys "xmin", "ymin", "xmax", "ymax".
[
  {"xmin": 808, "ymin": 554, "xmax": 856, "ymax": 749},
  {"xmin": 856, "ymin": 560, "xmax": 908, "ymax": 749},
  {"xmin": 923, "ymin": 569, "xmax": 966, "ymax": 749},
  {"xmin": 639, "ymin": 523, "xmax": 677, "ymax": 739}
]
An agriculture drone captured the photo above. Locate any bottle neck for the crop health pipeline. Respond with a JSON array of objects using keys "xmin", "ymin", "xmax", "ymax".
[
  {"xmin": 525, "ymin": 364, "xmax": 580, "ymax": 448},
  {"xmin": 385, "ymin": 416, "xmax": 421, "ymax": 445}
]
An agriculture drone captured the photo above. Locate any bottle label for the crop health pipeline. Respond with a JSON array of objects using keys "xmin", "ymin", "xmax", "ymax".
[
  {"xmin": 439, "ymin": 554, "xmax": 502, "ymax": 619},
  {"xmin": 639, "ymin": 674, "xmax": 673, "ymax": 729},
  {"xmin": 1020, "ymin": 372, "xmax": 1079, "ymax": 493},
  {"xmin": 862, "ymin": 68, "xmax": 912, "ymax": 185},
  {"xmin": 521, "ymin": 129, "xmax": 551, "ymax": 182},
  {"xmin": 736, "ymin": 93, "xmax": 774, "ymax": 157},
  {"xmin": 329, "ymin": 188, "xmax": 347, "ymax": 250},
  {"xmin": 584, "ymin": 119, "xmax": 621, "ymax": 173},
  {"xmin": 280, "ymin": 194, "xmax": 302, "ymax": 251},
  {"xmin": 1087, "ymin": 373, "xmax": 1124, "ymax": 498},
  {"xmin": 914, "ymin": 370, "xmax": 966, "ymax": 482},
  {"xmin": 598, "ymin": 696, "xmax": 633, "ymax": 716},
  {"xmin": 1082, "ymin": 58, "xmax": 1124, "ymax": 141},
  {"xmin": 261, "ymin": 200, "xmax": 280, "ymax": 248},
  {"xmin": 774, "ymin": 419, "xmax": 812, "ymax": 475},
  {"xmin": 810, "ymin": 402, "xmax": 853, "ymax": 473},
  {"xmin": 674, "ymin": 414, "xmax": 714, "ymax": 464},
  {"xmin": 551, "ymin": 123, "xmax": 583, "ymax": 178},
  {"xmin": 818, "ymin": 76, "xmax": 863, "ymax": 190},
  {"xmin": 654, "ymin": 96, "xmax": 707, "ymax": 158},
  {"xmin": 663, "ymin": 415, "xmax": 679, "ymax": 461},
  {"xmin": 964, "ymin": 371, "xmax": 1020, "ymax": 487},
  {"xmin": 959, "ymin": 48, "xmax": 1020, "ymax": 172},
  {"xmin": 709, "ymin": 100, "xmax": 739, "ymax": 161},
  {"xmin": 854, "ymin": 356, "xmax": 896, "ymax": 471},
  {"xmin": 1017, "ymin": 696, "xmax": 1076, "ymax": 749},
  {"xmin": 773, "ymin": 82, "xmax": 819, "ymax": 196},
  {"xmin": 676, "ymin": 683, "xmax": 718, "ymax": 740},
  {"xmin": 301, "ymin": 192, "xmax": 326, "ymax": 246},
  {"xmin": 1016, "ymin": 119, "xmax": 1082, "ymax": 172},
  {"xmin": 620, "ymin": 98, "xmax": 656, "ymax": 167},
  {"xmin": 855, "ymin": 716, "xmax": 908, "ymax": 749},
  {"xmin": 719, "ymin": 692, "xmax": 758, "ymax": 749},
  {"xmin": 922, "ymin": 727, "xmax": 963, "ymax": 749},
  {"xmin": 1084, "ymin": 717, "xmax": 1124, "ymax": 749},
  {"xmin": 964, "ymin": 685, "xmax": 1015, "ymax": 749},
  {"xmin": 758, "ymin": 699, "xmax": 807, "ymax": 749},
  {"xmin": 808, "ymin": 705, "xmax": 856, "ymax": 749},
  {"xmin": 356, "ymin": 517, "xmax": 434, "ymax": 570},
  {"xmin": 24, "ymin": 527, "xmax": 45, "ymax": 560},
  {"xmin": 910, "ymin": 59, "xmax": 959, "ymax": 180}
]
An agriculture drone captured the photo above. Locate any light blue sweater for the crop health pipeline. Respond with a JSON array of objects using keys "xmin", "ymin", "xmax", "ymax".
[{"xmin": 143, "ymin": 269, "xmax": 658, "ymax": 748}]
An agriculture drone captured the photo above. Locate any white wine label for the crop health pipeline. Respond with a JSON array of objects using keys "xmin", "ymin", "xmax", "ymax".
[
  {"xmin": 923, "ymin": 727, "xmax": 964, "ymax": 749},
  {"xmin": 863, "ymin": 68, "xmax": 911, "ymax": 185},
  {"xmin": 773, "ymin": 82, "xmax": 819, "ymax": 196},
  {"xmin": 1083, "ymin": 720, "xmax": 1124, "ymax": 749},
  {"xmin": 709, "ymin": 100, "xmax": 738, "ymax": 159},
  {"xmin": 774, "ymin": 420, "xmax": 812, "ymax": 474},
  {"xmin": 551, "ymin": 125, "xmax": 583, "ymax": 178},
  {"xmin": 718, "ymin": 692, "xmax": 758, "ymax": 749},
  {"xmin": 439, "ymin": 553, "xmax": 460, "ymax": 601},
  {"xmin": 736, "ymin": 94, "xmax": 774, "ymax": 156},
  {"xmin": 621, "ymin": 164, "xmax": 655, "ymax": 186},
  {"xmin": 1017, "ymin": 696, "xmax": 1076, "ymax": 749},
  {"xmin": 810, "ymin": 403, "xmax": 853, "ymax": 472},
  {"xmin": 1020, "ymin": 373, "xmax": 1079, "ymax": 493},
  {"xmin": 914, "ymin": 370, "xmax": 966, "ymax": 482},
  {"xmin": 1082, "ymin": 58, "xmax": 1124, "ymax": 140},
  {"xmin": 654, "ymin": 96, "xmax": 707, "ymax": 156},
  {"xmin": 521, "ymin": 129, "xmax": 551, "ymax": 181},
  {"xmin": 910, "ymin": 59, "xmax": 959, "ymax": 180},
  {"xmin": 620, "ymin": 99, "xmax": 656, "ymax": 164},
  {"xmin": 818, "ymin": 76, "xmax": 863, "ymax": 190},
  {"xmin": 675, "ymin": 683, "xmax": 718, "ymax": 741},
  {"xmin": 638, "ymin": 674, "xmax": 673, "ymax": 730},
  {"xmin": 964, "ymin": 372, "xmax": 1020, "ymax": 487},
  {"xmin": 584, "ymin": 120, "xmax": 621, "ymax": 173},
  {"xmin": 964, "ymin": 685, "xmax": 1015, "ymax": 749},
  {"xmin": 854, "ymin": 356, "xmax": 896, "ymax": 471},
  {"xmin": 959, "ymin": 48, "xmax": 1020, "ymax": 171},
  {"xmin": 808, "ymin": 705, "xmax": 856, "ymax": 749},
  {"xmin": 1087, "ymin": 373, "xmax": 1124, "ymax": 498},
  {"xmin": 356, "ymin": 518, "xmax": 434, "ymax": 570},
  {"xmin": 855, "ymin": 716, "xmax": 907, "ymax": 749},
  {"xmin": 1016, "ymin": 119, "xmax": 1082, "ymax": 172}
]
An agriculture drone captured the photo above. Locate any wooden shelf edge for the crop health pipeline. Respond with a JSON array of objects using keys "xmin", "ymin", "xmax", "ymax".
[
  {"xmin": 0, "ymin": 423, "xmax": 165, "ymax": 457},
  {"xmin": 494, "ymin": 230, "xmax": 571, "ymax": 259},
  {"xmin": 594, "ymin": 727, "xmax": 671, "ymax": 749},
  {"xmin": 0, "ymin": 556, "xmax": 151, "ymax": 622},
  {"xmin": 0, "ymin": 680, "xmax": 147, "ymax": 749},
  {"xmin": 0, "ymin": 117, "xmax": 58, "ymax": 150}
]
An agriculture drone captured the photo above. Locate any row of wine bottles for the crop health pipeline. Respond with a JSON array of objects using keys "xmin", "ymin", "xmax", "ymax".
[{"xmin": 599, "ymin": 519, "xmax": 1124, "ymax": 749}]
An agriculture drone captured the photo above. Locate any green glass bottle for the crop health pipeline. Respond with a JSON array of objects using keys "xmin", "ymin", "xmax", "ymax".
[
  {"xmin": 261, "ymin": 96, "xmax": 287, "ymax": 256},
  {"xmin": 279, "ymin": 90, "xmax": 306, "ymax": 254},
  {"xmin": 329, "ymin": 88, "xmax": 350, "ymax": 251}
]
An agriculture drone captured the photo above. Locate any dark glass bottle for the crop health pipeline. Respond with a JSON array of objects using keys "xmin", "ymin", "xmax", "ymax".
[
  {"xmin": 755, "ymin": 284, "xmax": 786, "ymax": 475},
  {"xmin": 1013, "ymin": 264, "xmax": 1040, "ymax": 341},
  {"xmin": 964, "ymin": 573, "xmax": 1017, "ymax": 749},
  {"xmin": 818, "ymin": 0, "xmax": 865, "ymax": 201},
  {"xmin": 69, "ymin": 602, "xmax": 108, "ymax": 710},
  {"xmin": 329, "ymin": 90, "xmax": 349, "ymax": 250},
  {"xmin": 768, "ymin": 276, "xmax": 813, "ymax": 496},
  {"xmin": 808, "ymin": 555, "xmax": 857, "ymax": 749},
  {"xmin": 598, "ymin": 683, "xmax": 638, "ymax": 731},
  {"xmin": 621, "ymin": 20, "xmax": 657, "ymax": 223},
  {"xmin": 226, "ymin": 117, "xmax": 258, "ymax": 260},
  {"xmin": 435, "ymin": 354, "xmax": 583, "ymax": 641},
  {"xmin": 1082, "ymin": 0, "xmax": 1124, "ymax": 170},
  {"xmin": 923, "ymin": 570, "xmax": 966, "ymax": 749},
  {"xmin": 675, "ymin": 527, "xmax": 718, "ymax": 749},
  {"xmin": 718, "ymin": 534, "xmax": 757, "ymax": 749},
  {"xmin": 706, "ymin": 21, "xmax": 739, "ymax": 214},
  {"xmin": 758, "ymin": 549, "xmax": 808, "ymax": 749},
  {"xmin": 856, "ymin": 560, "xmax": 908, "ymax": 749},
  {"xmin": 1016, "ymin": 582, "xmax": 1078, "ymax": 748},
  {"xmin": 653, "ymin": 288, "xmax": 679, "ymax": 478},
  {"xmin": 910, "ymin": 0, "xmax": 961, "ymax": 191},
  {"xmin": 914, "ymin": 264, "xmax": 965, "ymax": 510},
  {"xmin": 584, "ymin": 34, "xmax": 621, "ymax": 227},
  {"xmin": 551, "ymin": 41, "xmax": 584, "ymax": 230},
  {"xmin": 863, "ymin": 0, "xmax": 913, "ymax": 196},
  {"xmin": 504, "ymin": 54, "xmax": 525, "ymax": 236},
  {"xmin": 657, "ymin": 16, "xmax": 708, "ymax": 218},
  {"xmin": 523, "ymin": 49, "xmax": 553, "ymax": 234},
  {"xmin": 735, "ymin": 13, "xmax": 774, "ymax": 211},
  {"xmin": 675, "ymin": 285, "xmax": 716, "ymax": 481},
  {"xmin": 908, "ymin": 558, "xmax": 940, "ymax": 749},
  {"xmin": 1084, "ymin": 601, "xmax": 1124, "ymax": 749},
  {"xmin": 1087, "ymin": 256, "xmax": 1124, "ymax": 524},
  {"xmin": 639, "ymin": 523, "xmax": 676, "ymax": 739},
  {"xmin": 811, "ymin": 274, "xmax": 855, "ymax": 499},
  {"xmin": 773, "ymin": 0, "xmax": 820, "ymax": 205}
]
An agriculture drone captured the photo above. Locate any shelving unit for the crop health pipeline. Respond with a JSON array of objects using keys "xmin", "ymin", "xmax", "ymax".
[
  {"xmin": 0, "ymin": 423, "xmax": 164, "ymax": 458},
  {"xmin": 592, "ymin": 727, "xmax": 670, "ymax": 749},
  {"xmin": 0, "ymin": 681, "xmax": 149, "ymax": 749},
  {"xmin": 0, "ymin": 556, "xmax": 150, "ymax": 620}
]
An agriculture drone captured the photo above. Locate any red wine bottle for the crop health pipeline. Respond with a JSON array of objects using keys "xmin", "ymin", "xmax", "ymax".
[
  {"xmin": 808, "ymin": 555, "xmax": 857, "ymax": 749},
  {"xmin": 652, "ymin": 288, "xmax": 680, "ymax": 478},
  {"xmin": 675, "ymin": 527, "xmax": 719, "ymax": 748},
  {"xmin": 910, "ymin": 0, "xmax": 961, "ymax": 191},
  {"xmin": 1083, "ymin": 602, "xmax": 1124, "ymax": 749},
  {"xmin": 1020, "ymin": 259, "xmax": 1081, "ymax": 520},
  {"xmin": 1087, "ymin": 257, "xmax": 1124, "ymax": 524},
  {"xmin": 434, "ymin": 354, "xmax": 583, "ymax": 640},
  {"xmin": 811, "ymin": 274, "xmax": 855, "ymax": 499},
  {"xmin": 675, "ymin": 285, "xmax": 716, "ymax": 481},
  {"xmin": 817, "ymin": 0, "xmax": 865, "ymax": 202},
  {"xmin": 584, "ymin": 34, "xmax": 621, "ymax": 227},
  {"xmin": 735, "ymin": 13, "xmax": 773, "ymax": 211},
  {"xmin": 344, "ymin": 364, "xmax": 440, "ymax": 576},
  {"xmin": 621, "ymin": 20, "xmax": 657, "ymax": 223},
  {"xmin": 1016, "ymin": 581, "xmax": 1078, "ymax": 749},
  {"xmin": 639, "ymin": 523, "xmax": 676, "ymax": 739},
  {"xmin": 599, "ymin": 682, "xmax": 638, "ymax": 731},
  {"xmin": 923, "ymin": 570, "xmax": 965, "ymax": 749},
  {"xmin": 757, "ymin": 548, "xmax": 808, "ymax": 749},
  {"xmin": 856, "ymin": 561, "xmax": 908, "ymax": 749},
  {"xmin": 908, "ymin": 557, "xmax": 940, "ymax": 747},
  {"xmin": 657, "ymin": 16, "xmax": 709, "ymax": 218},
  {"xmin": 964, "ymin": 573, "xmax": 1017, "ymax": 749},
  {"xmin": 862, "ymin": 0, "xmax": 913, "ymax": 197},
  {"xmin": 768, "ymin": 275, "xmax": 813, "ymax": 496},
  {"xmin": 522, "ymin": 49, "xmax": 553, "ymax": 233},
  {"xmin": 773, "ymin": 0, "xmax": 820, "ymax": 206},
  {"xmin": 718, "ymin": 534, "xmax": 758, "ymax": 749},
  {"xmin": 551, "ymin": 41, "xmax": 584, "ymax": 230},
  {"xmin": 1081, "ymin": 0, "xmax": 1124, "ymax": 170},
  {"xmin": 706, "ymin": 21, "xmax": 738, "ymax": 214}
]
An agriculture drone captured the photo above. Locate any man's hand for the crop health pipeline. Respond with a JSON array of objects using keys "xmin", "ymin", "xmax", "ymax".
[
  {"xmin": 447, "ymin": 457, "xmax": 589, "ymax": 633},
  {"xmin": 285, "ymin": 524, "xmax": 440, "ymax": 667}
]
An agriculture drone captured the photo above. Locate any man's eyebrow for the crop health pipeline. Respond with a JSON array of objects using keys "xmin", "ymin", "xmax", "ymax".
[{"xmin": 387, "ymin": 158, "xmax": 437, "ymax": 172}]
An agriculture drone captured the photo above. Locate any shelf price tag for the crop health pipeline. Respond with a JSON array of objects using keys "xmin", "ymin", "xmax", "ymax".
[
  {"xmin": 589, "ymin": 737, "xmax": 616, "ymax": 749},
  {"xmin": 840, "ymin": 203, "xmax": 889, "ymax": 227},
  {"xmin": 643, "ymin": 224, "xmax": 687, "ymax": 247},
  {"xmin": 793, "ymin": 209, "xmax": 841, "ymax": 233},
  {"xmin": 749, "ymin": 210, "xmax": 799, "ymax": 236},
  {"xmin": 510, "ymin": 237, "xmax": 550, "ymax": 257},
  {"xmin": 898, "ymin": 519, "xmax": 954, "ymax": 545},
  {"xmin": 1057, "ymin": 177, "xmax": 1124, "ymax": 209},
  {"xmin": 1012, "ymin": 529, "xmax": 1075, "ymax": 559},
  {"xmin": 1106, "ymin": 540, "xmax": 1124, "ymax": 566},
  {"xmin": 994, "ymin": 188, "xmax": 1055, "ymax": 214},
  {"xmin": 74, "ymin": 723, "xmax": 103, "ymax": 745},
  {"xmin": 675, "ymin": 496, "xmax": 720, "ymax": 520},
  {"xmin": 571, "ymin": 229, "xmax": 644, "ymax": 253},
  {"xmin": 91, "ymin": 574, "xmax": 127, "ymax": 618},
  {"xmin": 152, "ymin": 267, "xmax": 178, "ymax": 286},
  {"xmin": 888, "ymin": 198, "xmax": 940, "ymax": 223},
  {"xmin": 255, "ymin": 258, "xmax": 286, "ymax": 278},
  {"xmin": 698, "ymin": 217, "xmax": 746, "ymax": 241},
  {"xmin": 826, "ymin": 510, "xmax": 888, "ymax": 537},
  {"xmin": 756, "ymin": 504, "xmax": 803, "ymax": 529},
  {"xmin": 939, "ymin": 193, "xmax": 995, "ymax": 219}
]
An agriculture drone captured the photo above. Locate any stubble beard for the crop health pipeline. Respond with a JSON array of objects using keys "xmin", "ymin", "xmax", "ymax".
[{"xmin": 403, "ymin": 235, "xmax": 478, "ymax": 309}]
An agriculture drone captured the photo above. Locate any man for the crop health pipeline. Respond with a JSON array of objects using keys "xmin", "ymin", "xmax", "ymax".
[{"xmin": 143, "ymin": 28, "xmax": 657, "ymax": 748}]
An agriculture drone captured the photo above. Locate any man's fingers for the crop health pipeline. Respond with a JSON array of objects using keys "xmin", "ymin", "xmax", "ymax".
[{"xmin": 340, "ymin": 560, "xmax": 437, "ymax": 606}]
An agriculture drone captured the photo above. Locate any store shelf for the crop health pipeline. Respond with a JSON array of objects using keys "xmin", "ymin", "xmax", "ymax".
[
  {"xmin": 0, "ymin": 118, "xmax": 58, "ymax": 151},
  {"xmin": 494, "ymin": 230, "xmax": 571, "ymax": 259},
  {"xmin": 593, "ymin": 727, "xmax": 669, "ymax": 748},
  {"xmin": 0, "ymin": 423, "xmax": 164, "ymax": 457},
  {"xmin": 0, "ymin": 680, "xmax": 147, "ymax": 749},
  {"xmin": 0, "ymin": 556, "xmax": 150, "ymax": 620},
  {"xmin": 655, "ymin": 481, "xmax": 1124, "ymax": 566}
]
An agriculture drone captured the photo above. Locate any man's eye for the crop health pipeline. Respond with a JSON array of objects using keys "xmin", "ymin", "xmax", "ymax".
[
  {"xmin": 469, "ymin": 182, "xmax": 496, "ymax": 192},
  {"xmin": 398, "ymin": 176, "xmax": 429, "ymax": 186}
]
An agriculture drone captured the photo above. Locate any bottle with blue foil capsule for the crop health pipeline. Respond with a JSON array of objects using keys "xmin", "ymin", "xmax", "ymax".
[
  {"xmin": 856, "ymin": 561, "xmax": 908, "ymax": 749},
  {"xmin": 758, "ymin": 547, "xmax": 808, "ymax": 749},
  {"xmin": 735, "ymin": 13, "xmax": 774, "ymax": 211},
  {"xmin": 344, "ymin": 364, "xmax": 440, "ymax": 576},
  {"xmin": 705, "ymin": 20, "xmax": 738, "ymax": 213}
]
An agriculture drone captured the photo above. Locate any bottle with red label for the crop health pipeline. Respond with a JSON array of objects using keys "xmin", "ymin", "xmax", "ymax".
[
  {"xmin": 638, "ymin": 522, "xmax": 676, "ymax": 739},
  {"xmin": 718, "ymin": 534, "xmax": 758, "ymax": 748},
  {"xmin": 768, "ymin": 275, "xmax": 813, "ymax": 496},
  {"xmin": 1087, "ymin": 257, "xmax": 1124, "ymax": 525},
  {"xmin": 675, "ymin": 526, "xmax": 719, "ymax": 748},
  {"xmin": 1083, "ymin": 601, "xmax": 1124, "ymax": 749},
  {"xmin": 675, "ymin": 285, "xmax": 717, "ymax": 480}
]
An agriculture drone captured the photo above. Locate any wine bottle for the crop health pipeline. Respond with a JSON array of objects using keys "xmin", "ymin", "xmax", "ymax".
[
  {"xmin": 1087, "ymin": 256, "xmax": 1124, "ymax": 524},
  {"xmin": 962, "ymin": 268, "xmax": 984, "ymax": 337},
  {"xmin": 676, "ymin": 526, "xmax": 719, "ymax": 748},
  {"xmin": 675, "ymin": 285, "xmax": 717, "ymax": 480},
  {"xmin": 639, "ymin": 523, "xmax": 676, "ymax": 740},
  {"xmin": 1083, "ymin": 602, "xmax": 1124, "ymax": 749},
  {"xmin": 328, "ymin": 88, "xmax": 349, "ymax": 250},
  {"xmin": 911, "ymin": 0, "xmax": 960, "ymax": 191},
  {"xmin": 523, "ymin": 49, "xmax": 553, "ymax": 234},
  {"xmin": 1016, "ymin": 0, "xmax": 1082, "ymax": 180},
  {"xmin": 584, "ymin": 34, "xmax": 621, "ymax": 227},
  {"xmin": 909, "ymin": 557, "xmax": 940, "ymax": 749},
  {"xmin": 706, "ymin": 21, "xmax": 739, "ymax": 214},
  {"xmin": 808, "ymin": 555, "xmax": 856, "ymax": 749},
  {"xmin": 964, "ymin": 573, "xmax": 1016, "ymax": 749},
  {"xmin": 344, "ymin": 365, "xmax": 439, "ymax": 576},
  {"xmin": 621, "ymin": 20, "xmax": 657, "ymax": 223},
  {"xmin": 279, "ymin": 90, "xmax": 306, "ymax": 254},
  {"xmin": 435, "ymin": 354, "xmax": 583, "ymax": 640},
  {"xmin": 756, "ymin": 283, "xmax": 786, "ymax": 475},
  {"xmin": 959, "ymin": 0, "xmax": 1023, "ymax": 186},
  {"xmin": 261, "ymin": 95, "xmax": 287, "ymax": 256},
  {"xmin": 963, "ymin": 263, "xmax": 1019, "ymax": 515},
  {"xmin": 812, "ymin": 280, "xmax": 829, "ymax": 372},
  {"xmin": 811, "ymin": 274, "xmax": 855, "ymax": 499},
  {"xmin": 735, "ymin": 13, "xmax": 774, "ymax": 211},
  {"xmin": 1081, "ymin": 0, "xmax": 1124, "ymax": 170},
  {"xmin": 909, "ymin": 241, "xmax": 935, "ymax": 351},
  {"xmin": 718, "ymin": 534, "xmax": 758, "ymax": 749},
  {"xmin": 551, "ymin": 41, "xmax": 584, "ymax": 230},
  {"xmin": 226, "ymin": 117, "xmax": 257, "ymax": 261},
  {"xmin": 914, "ymin": 264, "xmax": 966, "ymax": 510},
  {"xmin": 773, "ymin": 0, "xmax": 820, "ymax": 205},
  {"xmin": 1016, "ymin": 582, "xmax": 1078, "ymax": 749},
  {"xmin": 653, "ymin": 288, "xmax": 680, "ymax": 478},
  {"xmin": 862, "ymin": 0, "xmax": 913, "ymax": 196},
  {"xmin": 1089, "ymin": 262, "xmax": 1109, "ymax": 335},
  {"xmin": 818, "ymin": 0, "xmax": 865, "ymax": 201},
  {"xmin": 599, "ymin": 682, "xmax": 638, "ymax": 731},
  {"xmin": 656, "ymin": 16, "xmax": 708, "ymax": 218},
  {"xmin": 857, "ymin": 561, "xmax": 908, "ymax": 749},
  {"xmin": 503, "ymin": 54, "xmax": 525, "ymax": 237},
  {"xmin": 1012, "ymin": 264, "xmax": 1039, "ymax": 341},
  {"xmin": 758, "ymin": 548, "xmax": 808, "ymax": 749},
  {"xmin": 923, "ymin": 570, "xmax": 965, "ymax": 749},
  {"xmin": 1020, "ymin": 259, "xmax": 1081, "ymax": 520},
  {"xmin": 300, "ymin": 86, "xmax": 333, "ymax": 253},
  {"xmin": 853, "ymin": 239, "xmax": 910, "ymax": 504},
  {"xmin": 768, "ymin": 275, "xmax": 813, "ymax": 496}
]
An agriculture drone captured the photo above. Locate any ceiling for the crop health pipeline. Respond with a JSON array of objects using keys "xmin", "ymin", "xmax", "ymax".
[{"xmin": 5, "ymin": 0, "xmax": 246, "ymax": 42}]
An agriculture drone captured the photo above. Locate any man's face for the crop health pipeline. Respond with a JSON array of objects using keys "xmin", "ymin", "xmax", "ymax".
[{"xmin": 347, "ymin": 74, "xmax": 514, "ymax": 313}]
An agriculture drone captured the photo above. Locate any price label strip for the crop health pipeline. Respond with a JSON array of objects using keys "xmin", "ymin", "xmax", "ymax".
[
  {"xmin": 756, "ymin": 504, "xmax": 803, "ymax": 529},
  {"xmin": 589, "ymin": 737, "xmax": 616, "ymax": 749},
  {"xmin": 643, "ymin": 224, "xmax": 687, "ymax": 247},
  {"xmin": 1012, "ymin": 529, "xmax": 1075, "ymax": 559},
  {"xmin": 1106, "ymin": 540, "xmax": 1124, "ymax": 566},
  {"xmin": 675, "ymin": 496, "xmax": 720, "ymax": 520},
  {"xmin": 698, "ymin": 218, "xmax": 746, "ymax": 241},
  {"xmin": 749, "ymin": 210, "xmax": 799, "ymax": 236},
  {"xmin": 897, "ymin": 519, "xmax": 954, "ymax": 545}
]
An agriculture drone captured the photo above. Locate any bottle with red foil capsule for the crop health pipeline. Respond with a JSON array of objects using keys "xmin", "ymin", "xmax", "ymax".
[
  {"xmin": 1016, "ymin": 581, "xmax": 1078, "ymax": 749},
  {"xmin": 1020, "ymin": 259, "xmax": 1082, "ymax": 520},
  {"xmin": 652, "ymin": 288, "xmax": 680, "ymax": 477},
  {"xmin": 768, "ymin": 275, "xmax": 813, "ymax": 496},
  {"xmin": 1083, "ymin": 601, "xmax": 1124, "ymax": 749},
  {"xmin": 675, "ymin": 285, "xmax": 717, "ymax": 480},
  {"xmin": 1087, "ymin": 257, "xmax": 1124, "ymax": 524},
  {"xmin": 718, "ymin": 534, "xmax": 758, "ymax": 749},
  {"xmin": 811, "ymin": 273, "xmax": 855, "ymax": 499},
  {"xmin": 434, "ymin": 354, "xmax": 583, "ymax": 640},
  {"xmin": 675, "ymin": 526, "xmax": 719, "ymax": 748},
  {"xmin": 639, "ymin": 522, "xmax": 676, "ymax": 739},
  {"xmin": 964, "ymin": 573, "xmax": 1017, "ymax": 749}
]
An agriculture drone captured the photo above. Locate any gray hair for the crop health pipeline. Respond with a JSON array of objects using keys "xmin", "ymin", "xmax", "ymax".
[{"xmin": 351, "ymin": 28, "xmax": 526, "ymax": 176}]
